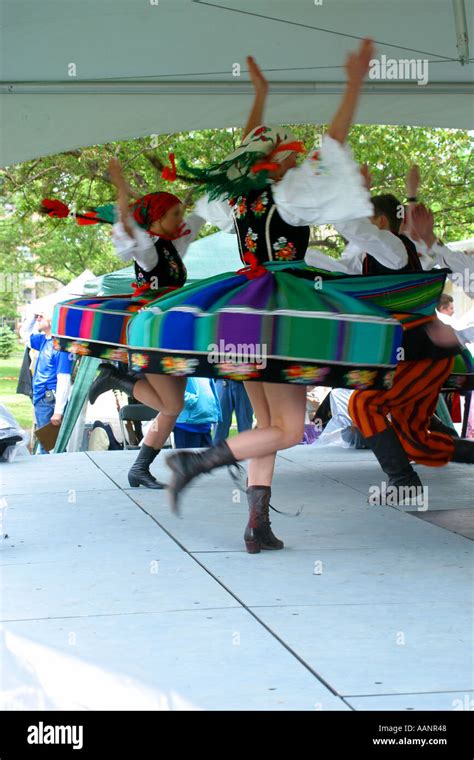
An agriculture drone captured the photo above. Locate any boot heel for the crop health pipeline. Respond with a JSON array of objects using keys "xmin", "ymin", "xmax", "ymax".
[
  {"xmin": 244, "ymin": 538, "xmax": 261, "ymax": 554},
  {"xmin": 128, "ymin": 475, "xmax": 140, "ymax": 488}
]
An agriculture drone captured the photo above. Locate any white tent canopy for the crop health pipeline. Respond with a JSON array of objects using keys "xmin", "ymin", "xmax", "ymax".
[
  {"xmin": 1, "ymin": 0, "xmax": 473, "ymax": 167},
  {"xmin": 22, "ymin": 270, "xmax": 95, "ymax": 320}
]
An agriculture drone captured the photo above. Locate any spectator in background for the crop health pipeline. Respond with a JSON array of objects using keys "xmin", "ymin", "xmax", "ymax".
[
  {"xmin": 20, "ymin": 310, "xmax": 72, "ymax": 454},
  {"xmin": 437, "ymin": 293, "xmax": 455, "ymax": 318},
  {"xmin": 173, "ymin": 378, "xmax": 222, "ymax": 449},
  {"xmin": 213, "ymin": 380, "xmax": 253, "ymax": 445}
]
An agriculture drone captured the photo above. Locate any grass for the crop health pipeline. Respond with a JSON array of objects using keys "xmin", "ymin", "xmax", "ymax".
[{"xmin": 0, "ymin": 344, "xmax": 34, "ymax": 431}]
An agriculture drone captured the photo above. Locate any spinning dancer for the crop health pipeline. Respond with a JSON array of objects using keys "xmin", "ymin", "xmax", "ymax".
[{"xmin": 47, "ymin": 159, "xmax": 204, "ymax": 488}]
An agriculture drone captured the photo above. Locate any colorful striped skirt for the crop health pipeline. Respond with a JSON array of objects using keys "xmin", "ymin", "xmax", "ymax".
[
  {"xmin": 51, "ymin": 287, "xmax": 178, "ymax": 363},
  {"xmin": 125, "ymin": 261, "xmax": 426, "ymax": 389}
]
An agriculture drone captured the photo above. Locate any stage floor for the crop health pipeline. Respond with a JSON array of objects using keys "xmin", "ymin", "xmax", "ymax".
[{"xmin": 1, "ymin": 446, "xmax": 473, "ymax": 711}]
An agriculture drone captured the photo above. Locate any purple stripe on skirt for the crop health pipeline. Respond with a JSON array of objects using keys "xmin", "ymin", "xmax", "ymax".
[{"xmin": 216, "ymin": 273, "xmax": 274, "ymax": 349}]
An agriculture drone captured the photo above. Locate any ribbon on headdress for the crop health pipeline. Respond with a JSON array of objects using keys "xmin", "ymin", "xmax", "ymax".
[
  {"xmin": 161, "ymin": 153, "xmax": 177, "ymax": 182},
  {"xmin": 251, "ymin": 140, "xmax": 306, "ymax": 174}
]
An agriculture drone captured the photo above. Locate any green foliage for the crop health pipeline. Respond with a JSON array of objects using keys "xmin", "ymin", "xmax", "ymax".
[
  {"xmin": 0, "ymin": 325, "xmax": 18, "ymax": 359},
  {"xmin": 0, "ymin": 124, "xmax": 472, "ymax": 285},
  {"xmin": 0, "ymin": 290, "xmax": 20, "ymax": 320}
]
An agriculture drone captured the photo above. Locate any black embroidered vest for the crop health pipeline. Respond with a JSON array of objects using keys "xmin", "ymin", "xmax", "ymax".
[
  {"xmin": 134, "ymin": 237, "xmax": 187, "ymax": 289},
  {"xmin": 230, "ymin": 186, "xmax": 310, "ymax": 264},
  {"xmin": 363, "ymin": 233, "xmax": 423, "ymax": 274}
]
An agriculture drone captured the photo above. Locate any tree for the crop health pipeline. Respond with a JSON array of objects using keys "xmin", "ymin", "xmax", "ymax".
[
  {"xmin": 0, "ymin": 325, "xmax": 18, "ymax": 359},
  {"xmin": 0, "ymin": 124, "xmax": 472, "ymax": 282}
]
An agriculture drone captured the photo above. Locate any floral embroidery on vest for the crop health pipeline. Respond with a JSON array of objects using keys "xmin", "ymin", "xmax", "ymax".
[
  {"xmin": 250, "ymin": 190, "xmax": 269, "ymax": 218},
  {"xmin": 162, "ymin": 248, "xmax": 181, "ymax": 280},
  {"xmin": 245, "ymin": 228, "xmax": 258, "ymax": 253},
  {"xmin": 231, "ymin": 196, "xmax": 248, "ymax": 219},
  {"xmin": 272, "ymin": 237, "xmax": 297, "ymax": 260}
]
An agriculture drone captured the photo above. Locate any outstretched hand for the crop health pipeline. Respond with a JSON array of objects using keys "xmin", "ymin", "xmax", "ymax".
[
  {"xmin": 406, "ymin": 164, "xmax": 421, "ymax": 197},
  {"xmin": 411, "ymin": 203, "xmax": 435, "ymax": 246},
  {"xmin": 345, "ymin": 38, "xmax": 375, "ymax": 85},
  {"xmin": 246, "ymin": 56, "xmax": 268, "ymax": 95}
]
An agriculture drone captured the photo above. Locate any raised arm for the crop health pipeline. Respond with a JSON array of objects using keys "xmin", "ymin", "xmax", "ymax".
[
  {"xmin": 327, "ymin": 39, "xmax": 374, "ymax": 145},
  {"xmin": 108, "ymin": 158, "xmax": 159, "ymax": 271},
  {"xmin": 360, "ymin": 163, "xmax": 373, "ymax": 191},
  {"xmin": 242, "ymin": 56, "xmax": 269, "ymax": 140},
  {"xmin": 406, "ymin": 164, "xmax": 421, "ymax": 202},
  {"xmin": 108, "ymin": 158, "xmax": 136, "ymax": 239},
  {"xmin": 403, "ymin": 165, "xmax": 422, "ymax": 238}
]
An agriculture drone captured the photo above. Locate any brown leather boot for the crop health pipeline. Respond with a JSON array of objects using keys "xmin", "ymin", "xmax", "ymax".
[{"xmin": 244, "ymin": 486, "xmax": 284, "ymax": 554}]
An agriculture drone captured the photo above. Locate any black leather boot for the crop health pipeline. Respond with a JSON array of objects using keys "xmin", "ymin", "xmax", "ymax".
[
  {"xmin": 127, "ymin": 444, "xmax": 166, "ymax": 489},
  {"xmin": 89, "ymin": 363, "xmax": 136, "ymax": 405},
  {"xmin": 244, "ymin": 486, "xmax": 284, "ymax": 554},
  {"xmin": 166, "ymin": 440, "xmax": 241, "ymax": 513},
  {"xmin": 451, "ymin": 439, "xmax": 474, "ymax": 463},
  {"xmin": 365, "ymin": 426, "xmax": 423, "ymax": 504},
  {"xmin": 429, "ymin": 414, "xmax": 459, "ymax": 438}
]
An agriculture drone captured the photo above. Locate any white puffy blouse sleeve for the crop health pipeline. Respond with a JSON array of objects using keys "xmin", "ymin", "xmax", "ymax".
[
  {"xmin": 430, "ymin": 242, "xmax": 474, "ymax": 298},
  {"xmin": 272, "ymin": 135, "xmax": 374, "ymax": 226},
  {"xmin": 334, "ymin": 218, "xmax": 409, "ymax": 269},
  {"xmin": 112, "ymin": 218, "xmax": 158, "ymax": 273},
  {"xmin": 305, "ymin": 246, "xmax": 365, "ymax": 275},
  {"xmin": 430, "ymin": 242, "xmax": 473, "ymax": 274},
  {"xmin": 173, "ymin": 213, "xmax": 205, "ymax": 257},
  {"xmin": 193, "ymin": 194, "xmax": 235, "ymax": 233}
]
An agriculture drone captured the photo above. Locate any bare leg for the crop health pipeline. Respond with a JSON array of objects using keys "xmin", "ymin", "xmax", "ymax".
[
  {"xmin": 142, "ymin": 374, "xmax": 187, "ymax": 450},
  {"xmin": 127, "ymin": 374, "xmax": 187, "ymax": 489},
  {"xmin": 243, "ymin": 381, "xmax": 276, "ymax": 487},
  {"xmin": 132, "ymin": 376, "xmax": 164, "ymax": 410},
  {"xmin": 226, "ymin": 383, "xmax": 306, "ymax": 461}
]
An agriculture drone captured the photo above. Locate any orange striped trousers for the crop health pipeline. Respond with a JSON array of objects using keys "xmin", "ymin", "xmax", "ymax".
[{"xmin": 349, "ymin": 358, "xmax": 455, "ymax": 467}]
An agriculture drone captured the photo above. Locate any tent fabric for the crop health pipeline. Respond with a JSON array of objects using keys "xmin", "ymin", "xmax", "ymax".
[
  {"xmin": 53, "ymin": 356, "xmax": 100, "ymax": 454},
  {"xmin": 1, "ymin": 0, "xmax": 473, "ymax": 167},
  {"xmin": 23, "ymin": 270, "xmax": 95, "ymax": 320}
]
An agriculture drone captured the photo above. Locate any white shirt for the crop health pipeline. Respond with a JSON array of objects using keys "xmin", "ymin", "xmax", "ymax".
[
  {"xmin": 112, "ymin": 213, "xmax": 204, "ymax": 274},
  {"xmin": 194, "ymin": 134, "xmax": 373, "ymax": 232},
  {"xmin": 414, "ymin": 239, "xmax": 474, "ymax": 298},
  {"xmin": 305, "ymin": 218, "xmax": 408, "ymax": 274},
  {"xmin": 20, "ymin": 313, "xmax": 71, "ymax": 415}
]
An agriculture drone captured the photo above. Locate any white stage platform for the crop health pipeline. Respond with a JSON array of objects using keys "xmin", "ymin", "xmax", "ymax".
[{"xmin": 1, "ymin": 447, "xmax": 472, "ymax": 711}]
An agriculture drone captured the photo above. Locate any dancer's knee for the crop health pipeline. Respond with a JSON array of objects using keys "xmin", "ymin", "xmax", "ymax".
[
  {"xmin": 273, "ymin": 421, "xmax": 304, "ymax": 449},
  {"xmin": 161, "ymin": 400, "xmax": 184, "ymax": 417}
]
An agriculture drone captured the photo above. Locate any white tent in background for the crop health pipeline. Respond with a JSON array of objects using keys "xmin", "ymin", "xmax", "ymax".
[
  {"xmin": 22, "ymin": 270, "xmax": 95, "ymax": 320},
  {"xmin": 1, "ymin": 0, "xmax": 473, "ymax": 167}
]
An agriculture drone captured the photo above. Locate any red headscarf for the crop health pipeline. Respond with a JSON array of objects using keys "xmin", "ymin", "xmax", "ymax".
[{"xmin": 131, "ymin": 192, "xmax": 182, "ymax": 230}]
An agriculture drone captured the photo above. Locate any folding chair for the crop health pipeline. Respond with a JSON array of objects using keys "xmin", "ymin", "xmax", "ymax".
[{"xmin": 118, "ymin": 404, "xmax": 174, "ymax": 449}]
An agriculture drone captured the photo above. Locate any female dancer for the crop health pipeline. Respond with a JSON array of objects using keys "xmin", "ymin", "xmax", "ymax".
[
  {"xmin": 48, "ymin": 159, "xmax": 204, "ymax": 488},
  {"xmin": 129, "ymin": 40, "xmax": 395, "ymax": 550}
]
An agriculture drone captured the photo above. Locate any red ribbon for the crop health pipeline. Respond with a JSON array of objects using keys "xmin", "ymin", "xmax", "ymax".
[
  {"xmin": 161, "ymin": 153, "xmax": 177, "ymax": 181},
  {"xmin": 131, "ymin": 281, "xmax": 152, "ymax": 296},
  {"xmin": 251, "ymin": 140, "xmax": 306, "ymax": 175},
  {"xmin": 150, "ymin": 222, "xmax": 191, "ymax": 241},
  {"xmin": 236, "ymin": 252, "xmax": 267, "ymax": 280}
]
